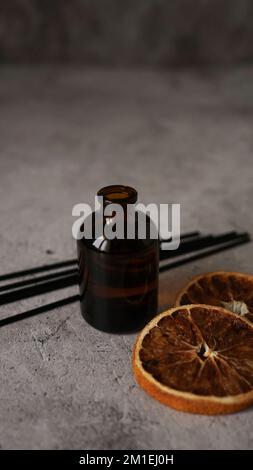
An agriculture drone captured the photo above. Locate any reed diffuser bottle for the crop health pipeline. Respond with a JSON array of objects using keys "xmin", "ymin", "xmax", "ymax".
[{"xmin": 77, "ymin": 185, "xmax": 159, "ymax": 333}]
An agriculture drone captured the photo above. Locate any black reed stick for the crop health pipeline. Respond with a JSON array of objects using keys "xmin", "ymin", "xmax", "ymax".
[
  {"xmin": 0, "ymin": 268, "xmax": 78, "ymax": 293},
  {"xmin": 0, "ymin": 273, "xmax": 79, "ymax": 306},
  {"xmin": 160, "ymin": 230, "xmax": 200, "ymax": 243},
  {"xmin": 159, "ymin": 233, "xmax": 250, "ymax": 273},
  {"xmin": 0, "ymin": 259, "xmax": 77, "ymax": 282},
  {"xmin": 159, "ymin": 231, "xmax": 237, "ymax": 259},
  {"xmin": 0, "ymin": 295, "xmax": 80, "ymax": 328}
]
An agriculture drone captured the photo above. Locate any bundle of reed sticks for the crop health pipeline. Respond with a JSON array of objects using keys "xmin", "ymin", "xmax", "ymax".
[{"xmin": 0, "ymin": 230, "xmax": 250, "ymax": 328}]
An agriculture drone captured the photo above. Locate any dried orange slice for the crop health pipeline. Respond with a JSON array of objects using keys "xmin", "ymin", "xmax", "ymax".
[
  {"xmin": 176, "ymin": 272, "xmax": 253, "ymax": 324},
  {"xmin": 133, "ymin": 305, "xmax": 253, "ymax": 414}
]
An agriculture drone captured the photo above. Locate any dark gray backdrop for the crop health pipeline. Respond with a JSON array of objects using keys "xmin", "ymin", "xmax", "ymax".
[{"xmin": 1, "ymin": 0, "xmax": 253, "ymax": 65}]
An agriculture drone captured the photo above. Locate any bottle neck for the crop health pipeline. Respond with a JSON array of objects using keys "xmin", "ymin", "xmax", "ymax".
[
  {"xmin": 97, "ymin": 184, "xmax": 137, "ymax": 227},
  {"xmin": 97, "ymin": 185, "xmax": 138, "ymax": 206}
]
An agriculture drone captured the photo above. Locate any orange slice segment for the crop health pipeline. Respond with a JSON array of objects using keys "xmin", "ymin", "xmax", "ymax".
[
  {"xmin": 133, "ymin": 305, "xmax": 253, "ymax": 414},
  {"xmin": 176, "ymin": 272, "xmax": 253, "ymax": 324}
]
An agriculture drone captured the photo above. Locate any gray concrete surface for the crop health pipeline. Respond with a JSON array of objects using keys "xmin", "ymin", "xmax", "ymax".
[{"xmin": 0, "ymin": 66, "xmax": 252, "ymax": 449}]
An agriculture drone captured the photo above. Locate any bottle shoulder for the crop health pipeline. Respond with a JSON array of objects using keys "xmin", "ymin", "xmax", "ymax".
[{"xmin": 77, "ymin": 210, "xmax": 159, "ymax": 254}]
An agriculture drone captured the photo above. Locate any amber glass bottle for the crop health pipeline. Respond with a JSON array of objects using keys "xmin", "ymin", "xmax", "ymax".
[{"xmin": 77, "ymin": 185, "xmax": 159, "ymax": 333}]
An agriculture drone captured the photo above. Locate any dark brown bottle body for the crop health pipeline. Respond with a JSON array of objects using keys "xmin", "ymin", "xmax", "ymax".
[{"xmin": 77, "ymin": 186, "xmax": 159, "ymax": 333}]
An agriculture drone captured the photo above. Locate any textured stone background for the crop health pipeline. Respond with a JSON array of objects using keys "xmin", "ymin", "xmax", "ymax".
[
  {"xmin": 1, "ymin": 0, "xmax": 253, "ymax": 65},
  {"xmin": 0, "ymin": 66, "xmax": 252, "ymax": 449}
]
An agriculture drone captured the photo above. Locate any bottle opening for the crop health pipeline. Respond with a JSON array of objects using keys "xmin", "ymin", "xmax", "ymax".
[{"xmin": 97, "ymin": 185, "xmax": 138, "ymax": 205}]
